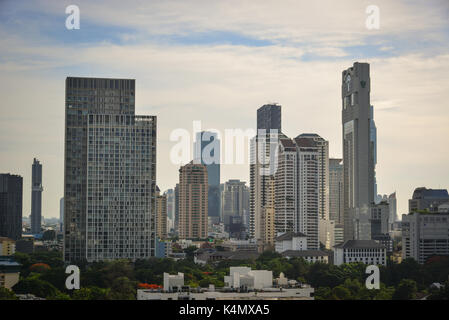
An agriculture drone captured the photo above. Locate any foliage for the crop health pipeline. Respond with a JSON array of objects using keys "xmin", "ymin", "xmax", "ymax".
[{"xmin": 0, "ymin": 287, "xmax": 18, "ymax": 300}]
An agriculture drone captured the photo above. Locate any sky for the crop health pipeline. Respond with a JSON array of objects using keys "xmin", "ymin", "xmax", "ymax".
[{"xmin": 0, "ymin": 0, "xmax": 448, "ymax": 219}]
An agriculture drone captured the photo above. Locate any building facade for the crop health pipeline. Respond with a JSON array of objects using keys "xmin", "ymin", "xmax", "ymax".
[
  {"xmin": 409, "ymin": 187, "xmax": 449, "ymax": 213},
  {"xmin": 334, "ymin": 240, "xmax": 386, "ymax": 266},
  {"xmin": 0, "ymin": 174, "xmax": 23, "ymax": 240},
  {"xmin": 156, "ymin": 187, "xmax": 168, "ymax": 240},
  {"xmin": 178, "ymin": 162, "xmax": 208, "ymax": 239},
  {"xmin": 221, "ymin": 179, "xmax": 249, "ymax": 227},
  {"xmin": 402, "ymin": 212, "xmax": 449, "ymax": 264},
  {"xmin": 64, "ymin": 77, "xmax": 157, "ymax": 262},
  {"xmin": 342, "ymin": 62, "xmax": 375, "ymax": 241},
  {"xmin": 329, "ymin": 158, "xmax": 344, "ymax": 225}
]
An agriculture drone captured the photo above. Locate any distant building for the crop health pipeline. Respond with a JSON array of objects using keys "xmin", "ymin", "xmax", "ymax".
[
  {"xmin": 342, "ymin": 63, "xmax": 375, "ymax": 241},
  {"xmin": 402, "ymin": 211, "xmax": 449, "ymax": 263},
  {"xmin": 409, "ymin": 187, "xmax": 449, "ymax": 213},
  {"xmin": 319, "ymin": 218, "xmax": 335, "ymax": 250},
  {"xmin": 31, "ymin": 158, "xmax": 43, "ymax": 234},
  {"xmin": 329, "ymin": 158, "xmax": 344, "ymax": 226},
  {"xmin": 281, "ymin": 250, "xmax": 331, "ymax": 264},
  {"xmin": 178, "ymin": 162, "xmax": 208, "ymax": 239},
  {"xmin": 156, "ymin": 187, "xmax": 168, "ymax": 240},
  {"xmin": 334, "ymin": 240, "xmax": 386, "ymax": 266},
  {"xmin": 221, "ymin": 179, "xmax": 249, "ymax": 229},
  {"xmin": 0, "ymin": 174, "xmax": 23, "ymax": 240},
  {"xmin": 194, "ymin": 131, "xmax": 221, "ymax": 224},
  {"xmin": 261, "ymin": 177, "xmax": 276, "ymax": 247},
  {"xmin": 0, "ymin": 237, "xmax": 16, "ymax": 256},
  {"xmin": 275, "ymin": 232, "xmax": 308, "ymax": 253},
  {"xmin": 334, "ymin": 224, "xmax": 344, "ymax": 245}
]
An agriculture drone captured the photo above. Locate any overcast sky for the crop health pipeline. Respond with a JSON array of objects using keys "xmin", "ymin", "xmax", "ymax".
[{"xmin": 0, "ymin": 0, "xmax": 448, "ymax": 219}]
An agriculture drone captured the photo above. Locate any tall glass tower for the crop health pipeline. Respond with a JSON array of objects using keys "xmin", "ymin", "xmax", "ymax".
[{"xmin": 31, "ymin": 158, "xmax": 43, "ymax": 234}]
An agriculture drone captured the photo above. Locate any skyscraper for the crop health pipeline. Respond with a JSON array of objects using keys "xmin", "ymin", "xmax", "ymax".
[
  {"xmin": 342, "ymin": 62, "xmax": 375, "ymax": 241},
  {"xmin": 64, "ymin": 77, "xmax": 157, "ymax": 262},
  {"xmin": 329, "ymin": 158, "xmax": 344, "ymax": 225},
  {"xmin": 0, "ymin": 174, "xmax": 23, "ymax": 240},
  {"xmin": 221, "ymin": 179, "xmax": 249, "ymax": 228},
  {"xmin": 194, "ymin": 131, "xmax": 221, "ymax": 223},
  {"xmin": 31, "ymin": 158, "xmax": 43, "ymax": 234},
  {"xmin": 178, "ymin": 162, "xmax": 208, "ymax": 239},
  {"xmin": 250, "ymin": 104, "xmax": 282, "ymax": 241}
]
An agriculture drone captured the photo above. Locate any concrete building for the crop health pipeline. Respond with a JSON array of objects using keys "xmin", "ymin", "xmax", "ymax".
[
  {"xmin": 163, "ymin": 272, "xmax": 185, "ymax": 292},
  {"xmin": 250, "ymin": 104, "xmax": 282, "ymax": 241},
  {"xmin": 194, "ymin": 131, "xmax": 221, "ymax": 224},
  {"xmin": 156, "ymin": 187, "xmax": 168, "ymax": 240},
  {"xmin": 402, "ymin": 211, "xmax": 449, "ymax": 264},
  {"xmin": 221, "ymin": 179, "xmax": 249, "ymax": 229},
  {"xmin": 370, "ymin": 201, "xmax": 390, "ymax": 236},
  {"xmin": 178, "ymin": 162, "xmax": 208, "ymax": 239},
  {"xmin": 342, "ymin": 62, "xmax": 375, "ymax": 242},
  {"xmin": 0, "ymin": 237, "xmax": 16, "ymax": 256},
  {"xmin": 409, "ymin": 188, "xmax": 449, "ymax": 213},
  {"xmin": 174, "ymin": 184, "xmax": 179, "ymax": 234},
  {"xmin": 165, "ymin": 189, "xmax": 175, "ymax": 233},
  {"xmin": 334, "ymin": 240, "xmax": 386, "ymax": 266},
  {"xmin": 329, "ymin": 158, "xmax": 344, "ymax": 225},
  {"xmin": 334, "ymin": 224, "xmax": 344, "ymax": 245},
  {"xmin": 64, "ymin": 77, "xmax": 157, "ymax": 262},
  {"xmin": 281, "ymin": 250, "xmax": 331, "ymax": 264},
  {"xmin": 0, "ymin": 257, "xmax": 21, "ymax": 289},
  {"xmin": 0, "ymin": 174, "xmax": 23, "ymax": 240},
  {"xmin": 31, "ymin": 158, "xmax": 43, "ymax": 234},
  {"xmin": 224, "ymin": 267, "xmax": 273, "ymax": 290},
  {"xmin": 274, "ymin": 232, "xmax": 307, "ymax": 253}
]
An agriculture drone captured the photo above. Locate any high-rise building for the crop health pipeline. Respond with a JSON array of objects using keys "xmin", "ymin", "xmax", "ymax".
[
  {"xmin": 178, "ymin": 162, "xmax": 208, "ymax": 239},
  {"xmin": 221, "ymin": 180, "xmax": 249, "ymax": 228},
  {"xmin": 250, "ymin": 104, "xmax": 282, "ymax": 241},
  {"xmin": 342, "ymin": 62, "xmax": 375, "ymax": 241},
  {"xmin": 257, "ymin": 104, "xmax": 281, "ymax": 132},
  {"xmin": 156, "ymin": 187, "xmax": 167, "ymax": 240},
  {"xmin": 329, "ymin": 158, "xmax": 344, "ymax": 225},
  {"xmin": 294, "ymin": 135, "xmax": 320, "ymax": 250},
  {"xmin": 261, "ymin": 177, "xmax": 276, "ymax": 247},
  {"xmin": 296, "ymin": 134, "xmax": 329, "ymax": 221},
  {"xmin": 194, "ymin": 131, "xmax": 221, "ymax": 223},
  {"xmin": 0, "ymin": 174, "xmax": 23, "ymax": 240},
  {"xmin": 31, "ymin": 158, "xmax": 43, "ymax": 234},
  {"xmin": 388, "ymin": 192, "xmax": 397, "ymax": 227},
  {"xmin": 408, "ymin": 187, "xmax": 449, "ymax": 213},
  {"xmin": 59, "ymin": 197, "xmax": 64, "ymax": 233},
  {"xmin": 402, "ymin": 211, "xmax": 449, "ymax": 263},
  {"xmin": 64, "ymin": 77, "xmax": 157, "ymax": 262}
]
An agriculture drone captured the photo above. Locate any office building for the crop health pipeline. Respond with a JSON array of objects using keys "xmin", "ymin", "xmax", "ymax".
[
  {"xmin": 178, "ymin": 162, "xmax": 208, "ymax": 239},
  {"xmin": 64, "ymin": 77, "xmax": 157, "ymax": 262},
  {"xmin": 257, "ymin": 104, "xmax": 281, "ymax": 132},
  {"xmin": 174, "ymin": 184, "xmax": 179, "ymax": 234},
  {"xmin": 342, "ymin": 62, "xmax": 375, "ymax": 241},
  {"xmin": 319, "ymin": 218, "xmax": 335, "ymax": 250},
  {"xmin": 402, "ymin": 211, "xmax": 449, "ymax": 264},
  {"xmin": 30, "ymin": 158, "xmax": 43, "ymax": 234},
  {"xmin": 260, "ymin": 177, "xmax": 276, "ymax": 247},
  {"xmin": 409, "ymin": 187, "xmax": 449, "ymax": 213},
  {"xmin": 221, "ymin": 179, "xmax": 249, "ymax": 228},
  {"xmin": 59, "ymin": 197, "xmax": 64, "ymax": 233},
  {"xmin": 0, "ymin": 174, "xmax": 23, "ymax": 240}
]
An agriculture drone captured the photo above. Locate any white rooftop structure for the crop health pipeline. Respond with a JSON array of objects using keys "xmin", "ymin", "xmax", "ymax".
[{"xmin": 224, "ymin": 267, "xmax": 273, "ymax": 290}]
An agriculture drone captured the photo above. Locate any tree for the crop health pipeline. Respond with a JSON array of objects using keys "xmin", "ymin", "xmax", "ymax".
[
  {"xmin": 42, "ymin": 230, "xmax": 56, "ymax": 241},
  {"xmin": 13, "ymin": 278, "xmax": 59, "ymax": 298},
  {"xmin": 107, "ymin": 277, "xmax": 136, "ymax": 300},
  {"xmin": 392, "ymin": 279, "xmax": 418, "ymax": 300},
  {"xmin": 0, "ymin": 287, "xmax": 18, "ymax": 300}
]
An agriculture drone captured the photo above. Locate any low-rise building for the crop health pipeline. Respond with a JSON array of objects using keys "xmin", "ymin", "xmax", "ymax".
[
  {"xmin": 163, "ymin": 272, "xmax": 184, "ymax": 292},
  {"xmin": 333, "ymin": 240, "xmax": 387, "ymax": 266},
  {"xmin": 281, "ymin": 249, "xmax": 331, "ymax": 264},
  {"xmin": 275, "ymin": 232, "xmax": 307, "ymax": 253},
  {"xmin": 0, "ymin": 257, "xmax": 21, "ymax": 289}
]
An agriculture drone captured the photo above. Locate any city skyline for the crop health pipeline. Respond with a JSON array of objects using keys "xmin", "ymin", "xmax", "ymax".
[{"xmin": 1, "ymin": 1, "xmax": 449, "ymax": 219}]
